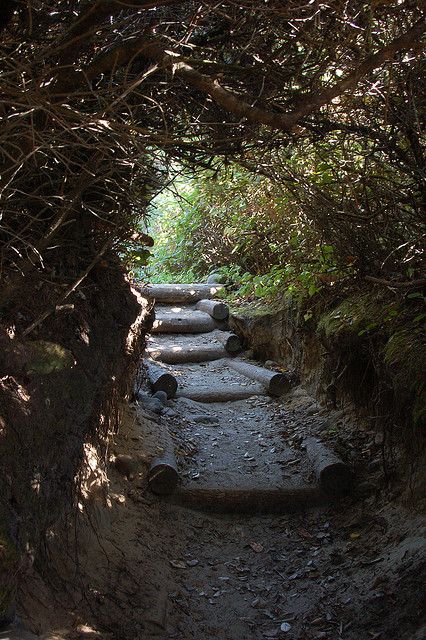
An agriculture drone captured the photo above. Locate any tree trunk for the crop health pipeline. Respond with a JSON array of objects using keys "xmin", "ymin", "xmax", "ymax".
[
  {"xmin": 304, "ymin": 437, "xmax": 352, "ymax": 496},
  {"xmin": 226, "ymin": 359, "xmax": 290, "ymax": 396}
]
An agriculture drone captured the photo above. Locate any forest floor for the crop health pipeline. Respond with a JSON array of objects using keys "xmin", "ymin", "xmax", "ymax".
[{"xmin": 13, "ymin": 299, "xmax": 426, "ymax": 640}]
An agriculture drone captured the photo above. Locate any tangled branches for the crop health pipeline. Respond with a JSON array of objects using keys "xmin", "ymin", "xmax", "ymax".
[{"xmin": 0, "ymin": 0, "xmax": 424, "ymax": 317}]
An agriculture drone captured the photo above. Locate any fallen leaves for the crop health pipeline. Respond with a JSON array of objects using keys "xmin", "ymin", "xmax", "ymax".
[
  {"xmin": 350, "ymin": 532, "xmax": 362, "ymax": 540},
  {"xmin": 169, "ymin": 559, "xmax": 187, "ymax": 569}
]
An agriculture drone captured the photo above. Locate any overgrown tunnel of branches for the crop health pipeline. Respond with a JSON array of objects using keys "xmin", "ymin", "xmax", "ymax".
[{"xmin": 0, "ymin": 1, "xmax": 425, "ymax": 639}]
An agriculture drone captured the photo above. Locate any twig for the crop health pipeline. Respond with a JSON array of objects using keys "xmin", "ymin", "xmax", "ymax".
[{"xmin": 365, "ymin": 275, "xmax": 426, "ymax": 289}]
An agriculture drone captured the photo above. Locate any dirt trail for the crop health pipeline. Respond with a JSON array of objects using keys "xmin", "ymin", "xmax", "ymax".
[{"xmin": 15, "ymin": 287, "xmax": 426, "ymax": 640}]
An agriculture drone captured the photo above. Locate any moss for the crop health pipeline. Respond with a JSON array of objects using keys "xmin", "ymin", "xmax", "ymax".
[
  {"xmin": 27, "ymin": 340, "xmax": 75, "ymax": 375},
  {"xmin": 317, "ymin": 292, "xmax": 385, "ymax": 338},
  {"xmin": 384, "ymin": 328, "xmax": 426, "ymax": 429},
  {"xmin": 229, "ymin": 295, "xmax": 297, "ymax": 319}
]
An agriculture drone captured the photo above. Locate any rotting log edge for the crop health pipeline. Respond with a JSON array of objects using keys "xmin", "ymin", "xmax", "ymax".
[{"xmin": 304, "ymin": 436, "xmax": 353, "ymax": 497}]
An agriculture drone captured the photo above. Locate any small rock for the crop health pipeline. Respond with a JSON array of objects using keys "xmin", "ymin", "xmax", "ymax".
[
  {"xmin": 305, "ymin": 404, "xmax": 320, "ymax": 416},
  {"xmin": 136, "ymin": 392, "xmax": 164, "ymax": 414},
  {"xmin": 207, "ymin": 272, "xmax": 227, "ymax": 284},
  {"xmin": 186, "ymin": 559, "xmax": 199, "ymax": 567},
  {"xmin": 170, "ymin": 559, "xmax": 187, "ymax": 569},
  {"xmin": 162, "ymin": 407, "xmax": 177, "ymax": 417},
  {"xmin": 265, "ymin": 360, "xmax": 278, "ymax": 369}
]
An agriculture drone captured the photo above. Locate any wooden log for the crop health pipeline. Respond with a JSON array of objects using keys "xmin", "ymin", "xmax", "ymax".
[
  {"xmin": 165, "ymin": 486, "xmax": 328, "ymax": 514},
  {"xmin": 138, "ymin": 283, "xmax": 224, "ymax": 303},
  {"xmin": 152, "ymin": 311, "xmax": 217, "ymax": 334},
  {"xmin": 147, "ymin": 419, "xmax": 180, "ymax": 495},
  {"xmin": 147, "ymin": 343, "xmax": 228, "ymax": 364},
  {"xmin": 226, "ymin": 359, "xmax": 290, "ymax": 396},
  {"xmin": 148, "ymin": 453, "xmax": 180, "ymax": 496},
  {"xmin": 176, "ymin": 383, "xmax": 265, "ymax": 402},
  {"xmin": 145, "ymin": 360, "xmax": 178, "ymax": 398},
  {"xmin": 305, "ymin": 437, "xmax": 352, "ymax": 496},
  {"xmin": 196, "ymin": 298, "xmax": 229, "ymax": 320},
  {"xmin": 215, "ymin": 331, "xmax": 242, "ymax": 353}
]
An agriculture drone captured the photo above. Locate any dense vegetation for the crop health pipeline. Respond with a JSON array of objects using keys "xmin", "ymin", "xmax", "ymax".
[
  {"xmin": 1, "ymin": 0, "xmax": 423, "ymax": 438},
  {"xmin": 1, "ymin": 0, "xmax": 424, "ymax": 320}
]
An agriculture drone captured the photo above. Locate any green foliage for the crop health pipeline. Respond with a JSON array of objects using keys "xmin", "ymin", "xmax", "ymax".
[
  {"xmin": 122, "ymin": 246, "xmax": 152, "ymax": 278},
  {"xmin": 145, "ymin": 164, "xmax": 354, "ymax": 299},
  {"xmin": 318, "ymin": 290, "xmax": 426, "ymax": 340},
  {"xmin": 384, "ymin": 328, "xmax": 426, "ymax": 430}
]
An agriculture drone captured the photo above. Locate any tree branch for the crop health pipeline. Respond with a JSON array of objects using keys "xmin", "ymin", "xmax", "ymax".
[
  {"xmin": 53, "ymin": 0, "xmax": 183, "ymax": 65},
  {"xmin": 54, "ymin": 18, "xmax": 425, "ymax": 133},
  {"xmin": 291, "ymin": 19, "xmax": 426, "ymax": 121}
]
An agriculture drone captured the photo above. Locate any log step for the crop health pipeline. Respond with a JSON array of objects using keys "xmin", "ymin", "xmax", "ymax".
[
  {"xmin": 147, "ymin": 342, "xmax": 228, "ymax": 364},
  {"xmin": 226, "ymin": 359, "xmax": 290, "ymax": 396},
  {"xmin": 176, "ymin": 383, "xmax": 266, "ymax": 402},
  {"xmin": 196, "ymin": 298, "xmax": 229, "ymax": 321},
  {"xmin": 165, "ymin": 486, "xmax": 328, "ymax": 514},
  {"xmin": 139, "ymin": 283, "xmax": 224, "ymax": 303},
  {"xmin": 145, "ymin": 360, "xmax": 178, "ymax": 398},
  {"xmin": 305, "ymin": 437, "xmax": 353, "ymax": 496},
  {"xmin": 152, "ymin": 309, "xmax": 218, "ymax": 334},
  {"xmin": 215, "ymin": 331, "xmax": 242, "ymax": 353}
]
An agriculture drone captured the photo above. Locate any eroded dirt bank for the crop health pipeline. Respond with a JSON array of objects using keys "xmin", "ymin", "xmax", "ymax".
[{"xmin": 0, "ymin": 260, "xmax": 152, "ymax": 624}]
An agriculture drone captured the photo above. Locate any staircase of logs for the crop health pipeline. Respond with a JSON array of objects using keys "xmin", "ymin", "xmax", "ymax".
[
  {"xmin": 140, "ymin": 283, "xmax": 290, "ymax": 400},
  {"xmin": 138, "ymin": 282, "xmax": 353, "ymax": 510}
]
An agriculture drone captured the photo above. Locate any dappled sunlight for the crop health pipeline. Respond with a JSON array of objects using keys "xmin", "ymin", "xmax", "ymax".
[{"xmin": 78, "ymin": 443, "xmax": 109, "ymax": 509}]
